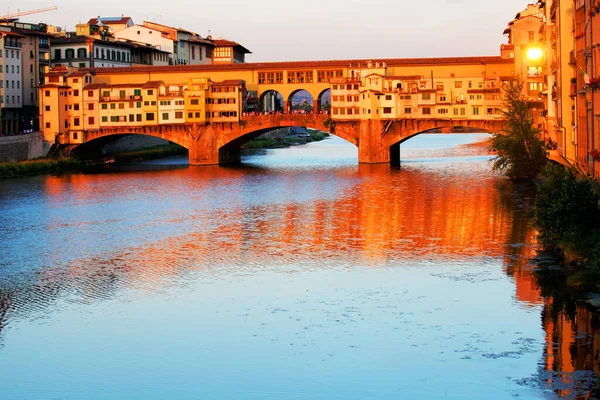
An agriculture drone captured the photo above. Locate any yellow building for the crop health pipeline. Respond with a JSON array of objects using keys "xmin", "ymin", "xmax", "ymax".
[
  {"xmin": 38, "ymin": 55, "xmax": 514, "ymax": 147},
  {"xmin": 330, "ymin": 61, "xmax": 507, "ymax": 122}
]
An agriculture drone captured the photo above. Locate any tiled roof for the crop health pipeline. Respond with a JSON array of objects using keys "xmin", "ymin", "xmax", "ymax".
[
  {"xmin": 0, "ymin": 30, "xmax": 25, "ymax": 38},
  {"xmin": 211, "ymin": 39, "xmax": 251, "ymax": 54},
  {"xmin": 10, "ymin": 27, "xmax": 53, "ymax": 37},
  {"xmin": 89, "ymin": 56, "xmax": 511, "ymax": 76},
  {"xmin": 467, "ymin": 88, "xmax": 502, "ymax": 94},
  {"xmin": 212, "ymin": 79, "xmax": 245, "ymax": 86},
  {"xmin": 39, "ymin": 84, "xmax": 71, "ymax": 88},
  {"xmin": 52, "ymin": 36, "xmax": 137, "ymax": 49},
  {"xmin": 83, "ymin": 83, "xmax": 107, "ymax": 90},
  {"xmin": 70, "ymin": 71, "xmax": 93, "ymax": 77},
  {"xmin": 88, "ymin": 17, "xmax": 133, "ymax": 26},
  {"xmin": 385, "ymin": 75, "xmax": 422, "ymax": 80},
  {"xmin": 142, "ymin": 81, "xmax": 164, "ymax": 88},
  {"xmin": 182, "ymin": 37, "xmax": 214, "ymax": 46}
]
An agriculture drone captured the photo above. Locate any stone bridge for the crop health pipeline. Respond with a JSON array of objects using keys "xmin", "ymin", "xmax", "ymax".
[{"xmin": 77, "ymin": 114, "xmax": 506, "ymax": 165}]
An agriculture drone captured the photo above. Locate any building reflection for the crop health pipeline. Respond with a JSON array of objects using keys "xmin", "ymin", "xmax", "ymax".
[
  {"xmin": 8, "ymin": 161, "xmax": 600, "ymax": 396},
  {"xmin": 497, "ymin": 184, "xmax": 600, "ymax": 399}
]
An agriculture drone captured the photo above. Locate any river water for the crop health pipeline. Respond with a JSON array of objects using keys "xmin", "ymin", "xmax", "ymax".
[{"xmin": 0, "ymin": 135, "xmax": 598, "ymax": 399}]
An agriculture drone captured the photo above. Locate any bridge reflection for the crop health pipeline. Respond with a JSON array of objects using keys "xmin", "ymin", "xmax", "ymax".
[{"xmin": 1, "ymin": 163, "xmax": 599, "ymax": 396}]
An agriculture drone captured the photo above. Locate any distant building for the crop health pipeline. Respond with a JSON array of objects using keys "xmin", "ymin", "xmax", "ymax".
[
  {"xmin": 142, "ymin": 21, "xmax": 214, "ymax": 65},
  {"xmin": 86, "ymin": 16, "xmax": 134, "ymax": 34},
  {"xmin": 50, "ymin": 35, "xmax": 170, "ymax": 68},
  {"xmin": 210, "ymin": 38, "xmax": 251, "ymax": 64},
  {"xmin": 0, "ymin": 22, "xmax": 52, "ymax": 134},
  {"xmin": 51, "ymin": 36, "xmax": 133, "ymax": 68},
  {"xmin": 113, "ymin": 25, "xmax": 174, "ymax": 63}
]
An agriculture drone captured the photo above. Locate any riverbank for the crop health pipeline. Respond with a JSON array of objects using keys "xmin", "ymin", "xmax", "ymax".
[
  {"xmin": 0, "ymin": 144, "xmax": 187, "ymax": 179},
  {"xmin": 241, "ymin": 130, "xmax": 329, "ymax": 150},
  {"xmin": 0, "ymin": 158, "xmax": 83, "ymax": 178},
  {"xmin": 533, "ymin": 164, "xmax": 600, "ymax": 293}
]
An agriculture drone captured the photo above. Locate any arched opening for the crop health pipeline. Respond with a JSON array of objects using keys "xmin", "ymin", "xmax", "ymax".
[
  {"xmin": 259, "ymin": 90, "xmax": 284, "ymax": 113},
  {"xmin": 317, "ymin": 89, "xmax": 331, "ymax": 114},
  {"xmin": 389, "ymin": 126, "xmax": 495, "ymax": 167},
  {"xmin": 70, "ymin": 134, "xmax": 187, "ymax": 161},
  {"xmin": 288, "ymin": 89, "xmax": 314, "ymax": 114}
]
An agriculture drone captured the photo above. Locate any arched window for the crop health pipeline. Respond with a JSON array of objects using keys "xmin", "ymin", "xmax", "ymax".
[
  {"xmin": 77, "ymin": 48, "xmax": 87, "ymax": 59},
  {"xmin": 65, "ymin": 48, "xmax": 74, "ymax": 59}
]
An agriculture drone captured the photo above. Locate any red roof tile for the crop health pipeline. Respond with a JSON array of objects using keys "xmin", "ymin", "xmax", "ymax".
[
  {"xmin": 211, "ymin": 39, "xmax": 251, "ymax": 54},
  {"xmin": 83, "ymin": 83, "xmax": 107, "ymax": 90},
  {"xmin": 212, "ymin": 79, "xmax": 245, "ymax": 86},
  {"xmin": 39, "ymin": 84, "xmax": 70, "ymax": 88},
  {"xmin": 88, "ymin": 17, "xmax": 133, "ymax": 26},
  {"xmin": 142, "ymin": 80, "xmax": 164, "ymax": 88}
]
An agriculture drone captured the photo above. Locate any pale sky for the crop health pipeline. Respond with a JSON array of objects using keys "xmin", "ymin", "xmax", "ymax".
[{"xmin": 8, "ymin": 0, "xmax": 533, "ymax": 62}]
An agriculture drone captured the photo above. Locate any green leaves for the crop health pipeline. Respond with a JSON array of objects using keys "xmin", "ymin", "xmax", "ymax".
[{"xmin": 489, "ymin": 80, "xmax": 547, "ymax": 180}]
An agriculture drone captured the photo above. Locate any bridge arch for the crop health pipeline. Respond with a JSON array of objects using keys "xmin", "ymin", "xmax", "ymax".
[
  {"xmin": 287, "ymin": 89, "xmax": 314, "ymax": 113},
  {"xmin": 378, "ymin": 119, "xmax": 505, "ymax": 166},
  {"xmin": 317, "ymin": 88, "xmax": 331, "ymax": 113},
  {"xmin": 259, "ymin": 90, "xmax": 284, "ymax": 113}
]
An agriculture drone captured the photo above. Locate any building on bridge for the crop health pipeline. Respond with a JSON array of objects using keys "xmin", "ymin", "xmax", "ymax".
[
  {"xmin": 329, "ymin": 61, "xmax": 507, "ymax": 122},
  {"xmin": 39, "ymin": 67, "xmax": 249, "ymax": 145},
  {"xmin": 38, "ymin": 56, "xmax": 512, "ymax": 165}
]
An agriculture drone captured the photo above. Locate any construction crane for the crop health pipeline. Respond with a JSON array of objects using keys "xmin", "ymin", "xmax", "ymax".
[{"xmin": 2, "ymin": 6, "xmax": 57, "ymax": 20}]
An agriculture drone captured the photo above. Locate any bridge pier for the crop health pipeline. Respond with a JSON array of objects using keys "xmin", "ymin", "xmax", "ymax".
[
  {"xmin": 390, "ymin": 143, "xmax": 400, "ymax": 167},
  {"xmin": 357, "ymin": 119, "xmax": 392, "ymax": 164}
]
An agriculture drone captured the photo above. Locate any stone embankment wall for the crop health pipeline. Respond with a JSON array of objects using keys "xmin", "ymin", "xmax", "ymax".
[{"xmin": 0, "ymin": 132, "xmax": 47, "ymax": 162}]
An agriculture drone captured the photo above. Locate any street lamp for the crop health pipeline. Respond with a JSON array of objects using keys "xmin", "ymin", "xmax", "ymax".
[{"xmin": 526, "ymin": 48, "xmax": 544, "ymax": 61}]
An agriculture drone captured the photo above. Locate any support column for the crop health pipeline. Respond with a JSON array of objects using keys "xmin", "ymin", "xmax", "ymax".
[
  {"xmin": 313, "ymin": 99, "xmax": 320, "ymax": 113},
  {"xmin": 188, "ymin": 125, "xmax": 219, "ymax": 166},
  {"xmin": 390, "ymin": 142, "xmax": 400, "ymax": 167},
  {"xmin": 357, "ymin": 119, "xmax": 391, "ymax": 164},
  {"xmin": 187, "ymin": 123, "xmax": 244, "ymax": 166}
]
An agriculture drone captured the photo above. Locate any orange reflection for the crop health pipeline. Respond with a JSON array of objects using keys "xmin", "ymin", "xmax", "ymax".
[{"xmin": 25, "ymin": 160, "xmax": 600, "ymax": 396}]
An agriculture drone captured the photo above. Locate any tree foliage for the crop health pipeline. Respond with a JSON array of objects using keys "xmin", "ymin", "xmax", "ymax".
[
  {"xmin": 534, "ymin": 164, "xmax": 600, "ymax": 254},
  {"xmin": 489, "ymin": 80, "xmax": 547, "ymax": 179}
]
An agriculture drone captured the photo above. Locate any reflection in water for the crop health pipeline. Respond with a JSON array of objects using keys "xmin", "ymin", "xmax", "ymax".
[{"xmin": 0, "ymin": 135, "xmax": 598, "ymax": 398}]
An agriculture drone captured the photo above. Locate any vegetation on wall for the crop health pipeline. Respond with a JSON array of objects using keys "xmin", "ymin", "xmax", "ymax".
[
  {"xmin": 534, "ymin": 164, "xmax": 600, "ymax": 290},
  {"xmin": 489, "ymin": 80, "xmax": 547, "ymax": 180}
]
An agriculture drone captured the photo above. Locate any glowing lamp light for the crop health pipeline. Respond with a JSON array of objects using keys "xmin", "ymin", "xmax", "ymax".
[{"xmin": 527, "ymin": 48, "xmax": 544, "ymax": 60}]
